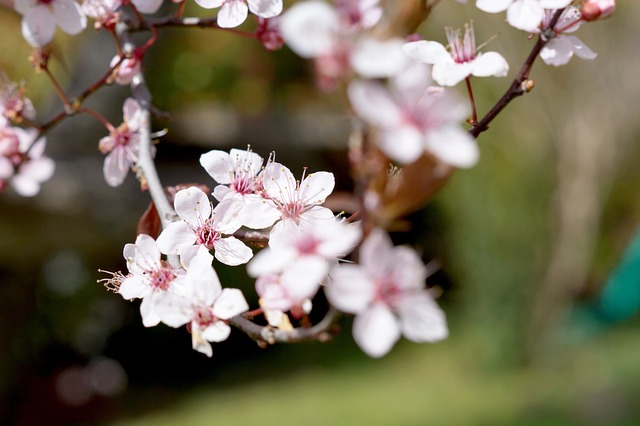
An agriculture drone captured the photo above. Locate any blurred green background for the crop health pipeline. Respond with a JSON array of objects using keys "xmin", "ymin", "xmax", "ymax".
[{"xmin": 2, "ymin": 1, "xmax": 640, "ymax": 425}]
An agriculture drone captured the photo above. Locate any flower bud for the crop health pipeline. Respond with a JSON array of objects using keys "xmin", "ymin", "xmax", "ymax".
[{"xmin": 582, "ymin": 0, "xmax": 616, "ymax": 22}]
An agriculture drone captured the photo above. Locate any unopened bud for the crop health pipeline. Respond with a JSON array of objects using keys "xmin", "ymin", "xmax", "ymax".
[{"xmin": 582, "ymin": 0, "xmax": 616, "ymax": 22}]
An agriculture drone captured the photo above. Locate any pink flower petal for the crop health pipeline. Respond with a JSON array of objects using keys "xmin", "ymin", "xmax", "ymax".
[
  {"xmin": 326, "ymin": 264, "xmax": 375, "ymax": 314},
  {"xmin": 212, "ymin": 288, "xmax": 249, "ymax": 319},
  {"xmin": 217, "ymin": 0, "xmax": 249, "ymax": 28},
  {"xmin": 22, "ymin": 6, "xmax": 56, "ymax": 47},
  {"xmin": 396, "ymin": 292, "xmax": 448, "ymax": 343},
  {"xmin": 353, "ymin": 303, "xmax": 401, "ymax": 358},
  {"xmin": 247, "ymin": 0, "xmax": 282, "ymax": 18},
  {"xmin": 214, "ymin": 236, "xmax": 253, "ymax": 266},
  {"xmin": 52, "ymin": 0, "xmax": 87, "ymax": 35}
]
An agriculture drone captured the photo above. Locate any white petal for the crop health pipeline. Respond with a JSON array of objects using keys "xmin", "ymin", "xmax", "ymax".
[
  {"xmin": 347, "ymin": 80, "xmax": 403, "ymax": 129},
  {"xmin": 103, "ymin": 149, "xmax": 129, "ymax": 187},
  {"xmin": 140, "ymin": 296, "xmax": 161, "ymax": 327},
  {"xmin": 563, "ymin": 35, "xmax": 597, "ymax": 60},
  {"xmin": 299, "ymin": 171, "xmax": 334, "ymax": 206},
  {"xmin": 262, "ymin": 162, "xmax": 296, "ymax": 204},
  {"xmin": 402, "ymin": 40, "xmax": 451, "ymax": 66},
  {"xmin": 52, "ymin": 0, "xmax": 87, "ymax": 35},
  {"xmin": 11, "ymin": 174, "xmax": 41, "ymax": 197},
  {"xmin": 316, "ymin": 220, "xmax": 361, "ymax": 259},
  {"xmin": 432, "ymin": 61, "xmax": 473, "ymax": 87},
  {"xmin": 186, "ymin": 247, "xmax": 221, "ymax": 304},
  {"xmin": 378, "ymin": 126, "xmax": 425, "ymax": 165},
  {"xmin": 476, "ymin": 0, "xmax": 512, "ymax": 13},
  {"xmin": 396, "ymin": 292, "xmax": 448, "ymax": 343},
  {"xmin": 118, "ymin": 275, "xmax": 147, "ymax": 300},
  {"xmin": 217, "ymin": 0, "xmax": 249, "ymax": 28},
  {"xmin": 200, "ymin": 150, "xmax": 234, "ymax": 184},
  {"xmin": 280, "ymin": 0, "xmax": 339, "ymax": 58},
  {"xmin": 229, "ymin": 148, "xmax": 263, "ymax": 177},
  {"xmin": 506, "ymin": 0, "xmax": 544, "ymax": 32},
  {"xmin": 22, "ymin": 6, "xmax": 56, "ymax": 47},
  {"xmin": 156, "ymin": 222, "xmax": 197, "ymax": 255},
  {"xmin": 351, "ymin": 37, "xmax": 410, "ymax": 78},
  {"xmin": 470, "ymin": 51, "xmax": 509, "ymax": 78},
  {"xmin": 133, "ymin": 234, "xmax": 162, "ymax": 267},
  {"xmin": 193, "ymin": 0, "xmax": 224, "ymax": 9},
  {"xmin": 353, "ymin": 303, "xmax": 401, "ymax": 358},
  {"xmin": 153, "ymin": 293, "xmax": 192, "ymax": 328},
  {"xmin": 246, "ymin": 246, "xmax": 294, "ymax": 277},
  {"xmin": 247, "ymin": 0, "xmax": 282, "ymax": 18},
  {"xmin": 280, "ymin": 257, "xmax": 327, "ymax": 302},
  {"xmin": 214, "ymin": 236, "xmax": 253, "ymax": 266},
  {"xmin": 425, "ymin": 125, "xmax": 479, "ymax": 168},
  {"xmin": 201, "ymin": 320, "xmax": 231, "ymax": 342},
  {"xmin": 212, "ymin": 288, "xmax": 249, "ymax": 319},
  {"xmin": 325, "ymin": 264, "xmax": 374, "ymax": 314},
  {"xmin": 174, "ymin": 186, "xmax": 212, "ymax": 227},
  {"xmin": 237, "ymin": 196, "xmax": 281, "ymax": 229},
  {"xmin": 123, "ymin": 98, "xmax": 142, "ymax": 131},
  {"xmin": 359, "ymin": 228, "xmax": 395, "ymax": 279},
  {"xmin": 538, "ymin": 0, "xmax": 572, "ymax": 8},
  {"xmin": 191, "ymin": 324, "xmax": 214, "ymax": 357}
]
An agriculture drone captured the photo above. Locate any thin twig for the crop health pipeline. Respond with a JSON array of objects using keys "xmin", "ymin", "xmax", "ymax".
[
  {"xmin": 470, "ymin": 9, "xmax": 566, "ymax": 138},
  {"xmin": 227, "ymin": 308, "xmax": 340, "ymax": 345}
]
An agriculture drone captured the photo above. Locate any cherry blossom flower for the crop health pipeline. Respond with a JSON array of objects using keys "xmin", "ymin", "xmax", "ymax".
[
  {"xmin": 475, "ymin": 0, "xmax": 572, "ymax": 32},
  {"xmin": 119, "ymin": 234, "xmax": 187, "ymax": 327},
  {"xmin": 154, "ymin": 248, "xmax": 249, "ymax": 357},
  {"xmin": 14, "ymin": 0, "xmax": 87, "ymax": 47},
  {"xmin": 261, "ymin": 161, "xmax": 336, "ymax": 228},
  {"xmin": 537, "ymin": 7, "xmax": 597, "ymax": 66},
  {"xmin": 325, "ymin": 228, "xmax": 448, "ymax": 358},
  {"xmin": 156, "ymin": 186, "xmax": 253, "ymax": 266},
  {"xmin": 402, "ymin": 22, "xmax": 509, "ymax": 87},
  {"xmin": 335, "ymin": 0, "xmax": 382, "ymax": 31},
  {"xmin": 110, "ymin": 54, "xmax": 141, "ymax": 86},
  {"xmin": 98, "ymin": 98, "xmax": 143, "ymax": 187},
  {"xmin": 82, "ymin": 0, "xmax": 121, "ymax": 28},
  {"xmin": 255, "ymin": 273, "xmax": 311, "ymax": 327},
  {"xmin": 0, "ymin": 126, "xmax": 54, "ymax": 197},
  {"xmin": 280, "ymin": 0, "xmax": 408, "ymax": 90},
  {"xmin": 193, "ymin": 0, "xmax": 283, "ymax": 28},
  {"xmin": 256, "ymin": 17, "xmax": 284, "ymax": 51},
  {"xmin": 200, "ymin": 148, "xmax": 280, "ymax": 229},
  {"xmin": 0, "ymin": 78, "xmax": 36, "ymax": 126},
  {"xmin": 248, "ymin": 218, "xmax": 362, "ymax": 306},
  {"xmin": 348, "ymin": 62, "xmax": 478, "ymax": 166},
  {"xmin": 582, "ymin": 0, "xmax": 615, "ymax": 22}
]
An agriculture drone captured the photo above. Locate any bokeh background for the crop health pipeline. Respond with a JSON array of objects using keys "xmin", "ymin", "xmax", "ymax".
[{"xmin": 2, "ymin": 1, "xmax": 640, "ymax": 425}]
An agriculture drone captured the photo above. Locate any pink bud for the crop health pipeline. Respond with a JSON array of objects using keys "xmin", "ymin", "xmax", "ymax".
[
  {"xmin": 256, "ymin": 17, "xmax": 284, "ymax": 51},
  {"xmin": 582, "ymin": 0, "xmax": 615, "ymax": 22}
]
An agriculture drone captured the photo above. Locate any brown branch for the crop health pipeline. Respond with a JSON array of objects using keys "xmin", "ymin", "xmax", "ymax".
[
  {"xmin": 227, "ymin": 308, "xmax": 340, "ymax": 346},
  {"xmin": 470, "ymin": 9, "xmax": 565, "ymax": 139}
]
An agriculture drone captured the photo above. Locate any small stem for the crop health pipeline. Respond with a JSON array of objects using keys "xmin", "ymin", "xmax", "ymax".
[
  {"xmin": 78, "ymin": 107, "xmax": 117, "ymax": 133},
  {"xmin": 175, "ymin": 0, "xmax": 187, "ymax": 18},
  {"xmin": 465, "ymin": 77, "xmax": 478, "ymax": 126},
  {"xmin": 128, "ymin": 16, "xmax": 258, "ymax": 38},
  {"xmin": 227, "ymin": 308, "xmax": 340, "ymax": 345},
  {"xmin": 470, "ymin": 8, "xmax": 565, "ymax": 139},
  {"xmin": 42, "ymin": 66, "xmax": 73, "ymax": 113}
]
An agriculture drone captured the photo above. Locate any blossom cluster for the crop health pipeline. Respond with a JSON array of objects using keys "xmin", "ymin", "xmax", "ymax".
[
  {"xmin": 3, "ymin": 0, "xmax": 617, "ymax": 361},
  {"xmin": 15, "ymin": 0, "xmax": 284, "ymax": 47},
  {"xmin": 108, "ymin": 147, "xmax": 448, "ymax": 357},
  {"xmin": 0, "ymin": 80, "xmax": 54, "ymax": 196}
]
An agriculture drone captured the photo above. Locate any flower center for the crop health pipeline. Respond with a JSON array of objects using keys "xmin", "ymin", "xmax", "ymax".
[
  {"xmin": 231, "ymin": 174, "xmax": 255, "ymax": 195},
  {"xmin": 446, "ymin": 23, "xmax": 476, "ymax": 64},
  {"xmin": 149, "ymin": 267, "xmax": 176, "ymax": 291},
  {"xmin": 196, "ymin": 224, "xmax": 220, "ymax": 250},
  {"xmin": 194, "ymin": 306, "xmax": 216, "ymax": 328}
]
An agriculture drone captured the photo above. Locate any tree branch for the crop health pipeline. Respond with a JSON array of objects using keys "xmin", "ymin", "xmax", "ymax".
[
  {"xmin": 470, "ymin": 9, "xmax": 565, "ymax": 138},
  {"xmin": 227, "ymin": 308, "xmax": 341, "ymax": 346}
]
